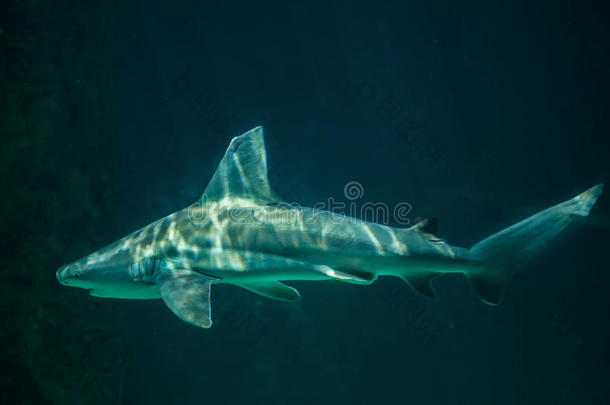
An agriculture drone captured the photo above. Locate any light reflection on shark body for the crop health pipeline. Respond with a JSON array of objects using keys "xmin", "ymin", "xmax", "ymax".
[{"xmin": 57, "ymin": 127, "xmax": 603, "ymax": 328}]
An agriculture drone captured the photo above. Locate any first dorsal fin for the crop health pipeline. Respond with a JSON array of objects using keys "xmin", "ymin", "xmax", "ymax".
[{"xmin": 201, "ymin": 127, "xmax": 282, "ymax": 203}]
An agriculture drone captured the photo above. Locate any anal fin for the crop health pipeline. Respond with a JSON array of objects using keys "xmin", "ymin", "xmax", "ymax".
[
  {"xmin": 156, "ymin": 270, "xmax": 214, "ymax": 328},
  {"xmin": 233, "ymin": 281, "xmax": 300, "ymax": 301},
  {"xmin": 401, "ymin": 273, "xmax": 438, "ymax": 299}
]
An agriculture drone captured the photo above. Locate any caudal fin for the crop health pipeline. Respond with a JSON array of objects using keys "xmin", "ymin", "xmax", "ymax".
[{"xmin": 467, "ymin": 184, "xmax": 603, "ymax": 305}]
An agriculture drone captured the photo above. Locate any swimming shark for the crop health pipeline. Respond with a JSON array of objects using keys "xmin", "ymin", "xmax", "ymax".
[{"xmin": 56, "ymin": 127, "xmax": 603, "ymax": 328}]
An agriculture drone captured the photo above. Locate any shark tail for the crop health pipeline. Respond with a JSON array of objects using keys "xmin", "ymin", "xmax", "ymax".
[{"xmin": 466, "ymin": 183, "xmax": 603, "ymax": 305}]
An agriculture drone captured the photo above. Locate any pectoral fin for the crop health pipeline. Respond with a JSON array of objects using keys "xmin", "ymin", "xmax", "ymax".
[
  {"xmin": 233, "ymin": 281, "xmax": 301, "ymax": 301},
  {"xmin": 156, "ymin": 270, "xmax": 214, "ymax": 328}
]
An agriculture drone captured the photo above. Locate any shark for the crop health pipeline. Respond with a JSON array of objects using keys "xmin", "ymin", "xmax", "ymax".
[{"xmin": 56, "ymin": 127, "xmax": 603, "ymax": 328}]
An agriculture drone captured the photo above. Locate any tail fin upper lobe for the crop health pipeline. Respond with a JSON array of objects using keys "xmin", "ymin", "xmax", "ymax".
[{"xmin": 467, "ymin": 184, "xmax": 603, "ymax": 305}]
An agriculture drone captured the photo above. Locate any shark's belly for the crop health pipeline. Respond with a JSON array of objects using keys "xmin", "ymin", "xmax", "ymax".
[
  {"xmin": 181, "ymin": 249, "xmax": 334, "ymax": 282},
  {"xmin": 177, "ymin": 246, "xmax": 409, "ymax": 284},
  {"xmin": 207, "ymin": 266, "xmax": 332, "ymax": 283}
]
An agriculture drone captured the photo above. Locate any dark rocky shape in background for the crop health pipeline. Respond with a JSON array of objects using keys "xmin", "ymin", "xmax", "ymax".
[{"xmin": 0, "ymin": 1, "xmax": 127, "ymax": 403}]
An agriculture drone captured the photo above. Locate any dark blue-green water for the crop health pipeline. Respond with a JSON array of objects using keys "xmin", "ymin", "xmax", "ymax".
[{"xmin": 2, "ymin": 1, "xmax": 609, "ymax": 404}]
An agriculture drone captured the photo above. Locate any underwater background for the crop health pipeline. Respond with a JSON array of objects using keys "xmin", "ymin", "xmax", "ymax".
[{"xmin": 1, "ymin": 0, "xmax": 609, "ymax": 404}]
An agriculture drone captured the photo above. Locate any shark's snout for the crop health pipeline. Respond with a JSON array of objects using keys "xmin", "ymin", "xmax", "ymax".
[
  {"xmin": 56, "ymin": 264, "xmax": 68, "ymax": 284},
  {"xmin": 56, "ymin": 264, "xmax": 80, "ymax": 285}
]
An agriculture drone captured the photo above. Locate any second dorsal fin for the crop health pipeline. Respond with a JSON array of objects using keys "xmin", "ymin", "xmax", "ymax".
[{"xmin": 410, "ymin": 217, "xmax": 441, "ymax": 240}]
